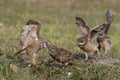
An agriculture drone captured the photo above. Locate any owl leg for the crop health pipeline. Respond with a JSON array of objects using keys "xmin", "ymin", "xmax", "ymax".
[
  {"xmin": 104, "ymin": 48, "xmax": 109, "ymax": 58},
  {"xmin": 32, "ymin": 53, "xmax": 37, "ymax": 65},
  {"xmin": 28, "ymin": 53, "xmax": 37, "ymax": 66},
  {"xmin": 85, "ymin": 52, "xmax": 88, "ymax": 60},
  {"xmin": 94, "ymin": 49, "xmax": 100, "ymax": 61}
]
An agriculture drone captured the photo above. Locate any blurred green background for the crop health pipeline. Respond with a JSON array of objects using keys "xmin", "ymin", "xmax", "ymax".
[{"xmin": 0, "ymin": 0, "xmax": 120, "ymax": 80}]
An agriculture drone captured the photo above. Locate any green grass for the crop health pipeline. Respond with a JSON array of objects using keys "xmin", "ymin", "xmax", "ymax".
[{"xmin": 0, "ymin": 0, "xmax": 120, "ymax": 80}]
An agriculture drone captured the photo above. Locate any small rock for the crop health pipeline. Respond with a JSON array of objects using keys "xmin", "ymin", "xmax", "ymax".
[
  {"xmin": 10, "ymin": 64, "xmax": 18, "ymax": 72},
  {"xmin": 67, "ymin": 72, "xmax": 72, "ymax": 78},
  {"xmin": 0, "ymin": 23, "xmax": 4, "ymax": 27}
]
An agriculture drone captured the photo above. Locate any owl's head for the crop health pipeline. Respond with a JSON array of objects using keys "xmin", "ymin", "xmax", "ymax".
[
  {"xmin": 77, "ymin": 36, "xmax": 87, "ymax": 46},
  {"xmin": 26, "ymin": 19, "xmax": 41, "ymax": 26}
]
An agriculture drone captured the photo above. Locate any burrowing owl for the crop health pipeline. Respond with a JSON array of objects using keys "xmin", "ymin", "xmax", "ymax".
[
  {"xmin": 48, "ymin": 45, "xmax": 73, "ymax": 66},
  {"xmin": 20, "ymin": 20, "xmax": 40, "ymax": 52},
  {"xmin": 97, "ymin": 9, "xmax": 115, "ymax": 56},
  {"xmin": 75, "ymin": 17, "xmax": 107, "ymax": 60},
  {"xmin": 15, "ymin": 20, "xmax": 51, "ymax": 65},
  {"xmin": 97, "ymin": 32, "xmax": 112, "ymax": 55},
  {"xmin": 14, "ymin": 37, "xmax": 51, "ymax": 65}
]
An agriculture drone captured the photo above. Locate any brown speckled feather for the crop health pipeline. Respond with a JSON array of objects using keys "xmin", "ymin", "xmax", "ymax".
[
  {"xmin": 75, "ymin": 17, "xmax": 100, "ymax": 60},
  {"xmin": 75, "ymin": 17, "xmax": 90, "ymax": 36},
  {"xmin": 96, "ymin": 9, "xmax": 114, "ymax": 55},
  {"xmin": 49, "ymin": 45, "xmax": 73, "ymax": 64}
]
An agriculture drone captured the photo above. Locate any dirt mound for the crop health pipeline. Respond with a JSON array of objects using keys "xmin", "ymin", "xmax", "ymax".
[{"xmin": 96, "ymin": 58, "xmax": 120, "ymax": 66}]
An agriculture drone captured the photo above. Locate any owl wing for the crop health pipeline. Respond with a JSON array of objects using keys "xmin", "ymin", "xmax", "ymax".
[
  {"xmin": 106, "ymin": 8, "xmax": 115, "ymax": 25},
  {"xmin": 59, "ymin": 48, "xmax": 71, "ymax": 55},
  {"xmin": 75, "ymin": 17, "xmax": 90, "ymax": 36},
  {"xmin": 89, "ymin": 24, "xmax": 108, "ymax": 40},
  {"xmin": 105, "ymin": 9, "xmax": 115, "ymax": 34}
]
